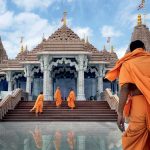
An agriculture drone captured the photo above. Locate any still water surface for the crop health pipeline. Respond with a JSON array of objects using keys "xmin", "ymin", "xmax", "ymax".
[{"xmin": 0, "ymin": 122, "xmax": 122, "ymax": 150}]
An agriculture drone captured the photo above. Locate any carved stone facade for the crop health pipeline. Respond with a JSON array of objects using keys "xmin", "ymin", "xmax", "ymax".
[{"xmin": 0, "ymin": 24, "xmax": 119, "ymax": 100}]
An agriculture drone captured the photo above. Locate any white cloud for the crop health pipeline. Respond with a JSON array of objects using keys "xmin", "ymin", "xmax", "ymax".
[
  {"xmin": 0, "ymin": 0, "xmax": 7, "ymax": 14},
  {"xmin": 1, "ymin": 12, "xmax": 60, "ymax": 58},
  {"xmin": 115, "ymin": 1, "xmax": 139, "ymax": 28},
  {"xmin": 101, "ymin": 25, "xmax": 122, "ymax": 38},
  {"xmin": 0, "ymin": 11, "xmax": 14, "ymax": 29},
  {"xmin": 116, "ymin": 45, "xmax": 128, "ymax": 58},
  {"xmin": 12, "ymin": 0, "xmax": 55, "ymax": 11},
  {"xmin": 73, "ymin": 27, "xmax": 93, "ymax": 39}
]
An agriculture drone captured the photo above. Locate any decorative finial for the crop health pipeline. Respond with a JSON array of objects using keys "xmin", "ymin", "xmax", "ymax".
[
  {"xmin": 111, "ymin": 45, "xmax": 114, "ymax": 53},
  {"xmin": 83, "ymin": 34, "xmax": 86, "ymax": 43},
  {"xmin": 103, "ymin": 45, "xmax": 106, "ymax": 51},
  {"xmin": 25, "ymin": 45, "xmax": 28, "ymax": 51},
  {"xmin": 62, "ymin": 11, "xmax": 67, "ymax": 26},
  {"xmin": 86, "ymin": 36, "xmax": 89, "ymax": 43},
  {"xmin": 20, "ymin": 45, "xmax": 24, "ymax": 53},
  {"xmin": 137, "ymin": 14, "xmax": 142, "ymax": 25},
  {"xmin": 20, "ymin": 36, "xmax": 24, "ymax": 52},
  {"xmin": 42, "ymin": 33, "xmax": 45, "ymax": 41}
]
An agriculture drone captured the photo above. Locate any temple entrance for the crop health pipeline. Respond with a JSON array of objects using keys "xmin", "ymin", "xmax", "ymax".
[
  {"xmin": 85, "ymin": 69, "xmax": 97, "ymax": 100},
  {"xmin": 54, "ymin": 78, "xmax": 76, "ymax": 100},
  {"xmin": 53, "ymin": 66, "xmax": 77, "ymax": 100}
]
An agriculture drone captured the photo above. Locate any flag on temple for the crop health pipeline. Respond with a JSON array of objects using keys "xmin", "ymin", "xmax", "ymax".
[
  {"xmin": 107, "ymin": 37, "xmax": 111, "ymax": 43},
  {"xmin": 137, "ymin": 0, "xmax": 145, "ymax": 10}
]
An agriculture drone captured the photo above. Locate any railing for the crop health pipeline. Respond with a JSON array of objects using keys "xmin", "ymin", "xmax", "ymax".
[
  {"xmin": 0, "ymin": 89, "xmax": 22, "ymax": 120},
  {"xmin": 103, "ymin": 88, "xmax": 119, "ymax": 112}
]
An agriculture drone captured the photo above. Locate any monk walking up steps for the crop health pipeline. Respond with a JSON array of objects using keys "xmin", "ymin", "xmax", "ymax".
[
  {"xmin": 30, "ymin": 92, "xmax": 44, "ymax": 116},
  {"xmin": 54, "ymin": 87, "xmax": 62, "ymax": 108},
  {"xmin": 105, "ymin": 40, "xmax": 150, "ymax": 150},
  {"xmin": 67, "ymin": 88, "xmax": 76, "ymax": 109}
]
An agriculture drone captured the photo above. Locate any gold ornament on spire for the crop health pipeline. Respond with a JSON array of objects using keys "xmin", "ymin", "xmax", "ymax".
[
  {"xmin": 111, "ymin": 45, "xmax": 114, "ymax": 53},
  {"xmin": 42, "ymin": 33, "xmax": 45, "ymax": 41},
  {"xmin": 20, "ymin": 36, "xmax": 24, "ymax": 53},
  {"xmin": 61, "ymin": 11, "xmax": 67, "ymax": 26},
  {"xmin": 86, "ymin": 36, "xmax": 89, "ymax": 43},
  {"xmin": 103, "ymin": 45, "xmax": 106, "ymax": 50},
  {"xmin": 137, "ymin": 14, "xmax": 142, "ymax": 26},
  {"xmin": 25, "ymin": 45, "xmax": 28, "ymax": 51}
]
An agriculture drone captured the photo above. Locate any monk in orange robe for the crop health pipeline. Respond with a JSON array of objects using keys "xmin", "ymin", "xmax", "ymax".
[
  {"xmin": 67, "ymin": 88, "xmax": 76, "ymax": 109},
  {"xmin": 105, "ymin": 40, "xmax": 150, "ymax": 150},
  {"xmin": 30, "ymin": 92, "xmax": 44, "ymax": 116},
  {"xmin": 54, "ymin": 87, "xmax": 62, "ymax": 108}
]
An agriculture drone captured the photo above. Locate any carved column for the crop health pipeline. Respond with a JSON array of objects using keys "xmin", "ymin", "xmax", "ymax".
[
  {"xmin": 76, "ymin": 55, "xmax": 87, "ymax": 100},
  {"xmin": 97, "ymin": 65, "xmax": 105, "ymax": 100},
  {"xmin": 6, "ymin": 71, "xmax": 13, "ymax": 91},
  {"xmin": 42, "ymin": 55, "xmax": 52, "ymax": 101},
  {"xmin": 24, "ymin": 64, "xmax": 33, "ymax": 100}
]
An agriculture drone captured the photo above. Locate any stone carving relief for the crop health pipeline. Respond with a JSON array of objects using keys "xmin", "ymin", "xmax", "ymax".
[
  {"xmin": 6, "ymin": 71, "xmax": 12, "ymax": 82},
  {"xmin": 52, "ymin": 67, "xmax": 77, "ymax": 78},
  {"xmin": 12, "ymin": 73, "xmax": 24, "ymax": 81},
  {"xmin": 0, "ymin": 76, "xmax": 6, "ymax": 82},
  {"xmin": 24, "ymin": 65, "xmax": 41, "ymax": 77},
  {"xmin": 49, "ymin": 57, "xmax": 78, "ymax": 71},
  {"xmin": 98, "ymin": 65, "xmax": 106, "ymax": 77},
  {"xmin": 76, "ymin": 55, "xmax": 88, "ymax": 71},
  {"xmin": 85, "ymin": 66, "xmax": 99, "ymax": 77}
]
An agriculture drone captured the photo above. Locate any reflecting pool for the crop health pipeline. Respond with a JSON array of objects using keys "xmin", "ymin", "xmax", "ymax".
[{"xmin": 0, "ymin": 122, "xmax": 122, "ymax": 150}]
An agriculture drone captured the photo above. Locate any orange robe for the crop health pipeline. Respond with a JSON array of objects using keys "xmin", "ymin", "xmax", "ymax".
[
  {"xmin": 32, "ymin": 94, "xmax": 44, "ymax": 113},
  {"xmin": 67, "ymin": 91, "xmax": 76, "ymax": 109},
  {"xmin": 54, "ymin": 89, "xmax": 62, "ymax": 107},
  {"xmin": 105, "ymin": 48, "xmax": 150, "ymax": 150}
]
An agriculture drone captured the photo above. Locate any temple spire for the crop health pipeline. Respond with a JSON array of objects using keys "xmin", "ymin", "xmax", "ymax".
[
  {"xmin": 86, "ymin": 36, "xmax": 89, "ymax": 43},
  {"xmin": 42, "ymin": 33, "xmax": 45, "ymax": 41},
  {"xmin": 20, "ymin": 36, "xmax": 24, "ymax": 53},
  {"xmin": 62, "ymin": 11, "xmax": 67, "ymax": 26},
  {"xmin": 137, "ymin": 14, "xmax": 142, "ymax": 26},
  {"xmin": 111, "ymin": 45, "xmax": 114, "ymax": 53},
  {"xmin": 25, "ymin": 45, "xmax": 28, "ymax": 51},
  {"xmin": 103, "ymin": 45, "xmax": 106, "ymax": 51}
]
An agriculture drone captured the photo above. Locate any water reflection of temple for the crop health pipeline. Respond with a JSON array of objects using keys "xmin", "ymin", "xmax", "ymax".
[{"xmin": 0, "ymin": 123, "xmax": 122, "ymax": 150}]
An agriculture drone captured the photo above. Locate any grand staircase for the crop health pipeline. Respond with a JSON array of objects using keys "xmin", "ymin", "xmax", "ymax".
[{"xmin": 1, "ymin": 100, "xmax": 117, "ymax": 122}]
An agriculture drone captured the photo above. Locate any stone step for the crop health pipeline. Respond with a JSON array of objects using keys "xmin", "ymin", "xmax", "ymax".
[
  {"xmin": 2, "ymin": 101, "xmax": 118, "ymax": 122},
  {"xmin": 8, "ymin": 110, "xmax": 116, "ymax": 114},
  {"xmin": 6, "ymin": 113, "xmax": 117, "ymax": 116},
  {"xmin": 1, "ymin": 118, "xmax": 117, "ymax": 122}
]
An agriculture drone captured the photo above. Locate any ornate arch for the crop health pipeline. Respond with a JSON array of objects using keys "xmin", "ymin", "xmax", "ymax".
[
  {"xmin": 49, "ymin": 57, "xmax": 78, "ymax": 71},
  {"xmin": 85, "ymin": 66, "xmax": 99, "ymax": 77},
  {"xmin": 52, "ymin": 67, "xmax": 77, "ymax": 78}
]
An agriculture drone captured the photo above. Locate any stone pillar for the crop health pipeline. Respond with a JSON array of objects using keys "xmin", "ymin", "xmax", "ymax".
[
  {"xmin": 25, "ymin": 65, "xmax": 33, "ymax": 100},
  {"xmin": 76, "ymin": 55, "xmax": 87, "ymax": 100},
  {"xmin": 49, "ymin": 72, "xmax": 53, "ymax": 100},
  {"xmin": 6, "ymin": 71, "xmax": 13, "ymax": 91},
  {"xmin": 43, "ymin": 55, "xmax": 52, "ymax": 101},
  {"xmin": 97, "ymin": 65, "xmax": 105, "ymax": 100}
]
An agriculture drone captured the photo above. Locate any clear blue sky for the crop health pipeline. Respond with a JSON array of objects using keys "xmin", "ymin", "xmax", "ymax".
[{"xmin": 0, "ymin": 0, "xmax": 150, "ymax": 58}]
